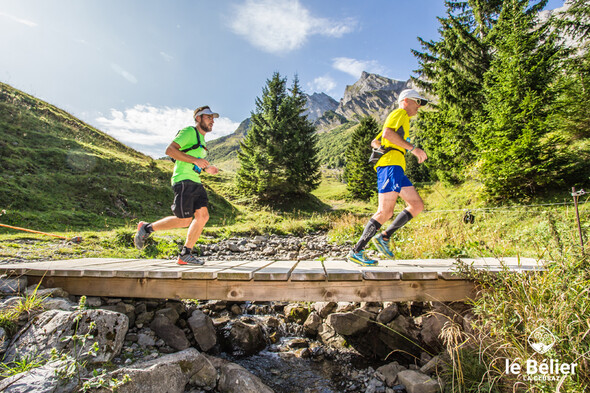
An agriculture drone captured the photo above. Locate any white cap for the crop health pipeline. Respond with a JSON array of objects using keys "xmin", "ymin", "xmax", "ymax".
[
  {"xmin": 194, "ymin": 106, "xmax": 219, "ymax": 119},
  {"xmin": 398, "ymin": 89, "xmax": 428, "ymax": 106}
]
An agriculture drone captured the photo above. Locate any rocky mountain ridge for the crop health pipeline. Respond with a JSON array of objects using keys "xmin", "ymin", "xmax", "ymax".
[{"xmin": 208, "ymin": 71, "xmax": 412, "ymax": 164}]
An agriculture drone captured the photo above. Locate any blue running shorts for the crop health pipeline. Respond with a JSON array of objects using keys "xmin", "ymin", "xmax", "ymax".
[{"xmin": 376, "ymin": 165, "xmax": 413, "ymax": 193}]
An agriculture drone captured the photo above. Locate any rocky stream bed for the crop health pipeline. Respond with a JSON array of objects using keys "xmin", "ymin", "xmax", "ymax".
[{"xmin": 0, "ymin": 234, "xmax": 474, "ymax": 393}]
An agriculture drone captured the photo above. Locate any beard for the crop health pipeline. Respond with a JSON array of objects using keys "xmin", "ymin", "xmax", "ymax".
[{"xmin": 198, "ymin": 121, "xmax": 213, "ymax": 133}]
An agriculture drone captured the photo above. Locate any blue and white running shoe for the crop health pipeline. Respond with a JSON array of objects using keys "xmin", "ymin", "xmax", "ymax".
[
  {"xmin": 347, "ymin": 249, "xmax": 378, "ymax": 266},
  {"xmin": 372, "ymin": 234, "xmax": 395, "ymax": 259}
]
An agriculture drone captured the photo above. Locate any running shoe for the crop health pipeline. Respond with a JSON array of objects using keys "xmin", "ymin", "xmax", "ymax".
[
  {"xmin": 134, "ymin": 221, "xmax": 150, "ymax": 250},
  {"xmin": 372, "ymin": 234, "xmax": 395, "ymax": 259},
  {"xmin": 347, "ymin": 249, "xmax": 378, "ymax": 266},
  {"xmin": 177, "ymin": 253, "xmax": 205, "ymax": 265}
]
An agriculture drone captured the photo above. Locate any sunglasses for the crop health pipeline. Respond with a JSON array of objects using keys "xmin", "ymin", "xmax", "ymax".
[{"xmin": 409, "ymin": 97, "xmax": 428, "ymax": 106}]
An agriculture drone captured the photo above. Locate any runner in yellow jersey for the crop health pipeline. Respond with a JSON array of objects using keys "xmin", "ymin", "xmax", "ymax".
[{"xmin": 348, "ymin": 89, "xmax": 428, "ymax": 266}]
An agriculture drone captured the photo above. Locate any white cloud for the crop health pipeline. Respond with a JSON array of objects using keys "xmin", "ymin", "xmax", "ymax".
[
  {"xmin": 229, "ymin": 0, "xmax": 357, "ymax": 54},
  {"xmin": 110, "ymin": 63, "xmax": 138, "ymax": 84},
  {"xmin": 95, "ymin": 105, "xmax": 240, "ymax": 157},
  {"xmin": 332, "ymin": 57, "xmax": 386, "ymax": 78},
  {"xmin": 0, "ymin": 12, "xmax": 37, "ymax": 27},
  {"xmin": 308, "ymin": 75, "xmax": 337, "ymax": 95},
  {"xmin": 160, "ymin": 51, "xmax": 174, "ymax": 62}
]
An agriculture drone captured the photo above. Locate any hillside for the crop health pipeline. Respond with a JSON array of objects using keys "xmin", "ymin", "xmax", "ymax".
[{"xmin": 0, "ymin": 82, "xmax": 234, "ymax": 230}]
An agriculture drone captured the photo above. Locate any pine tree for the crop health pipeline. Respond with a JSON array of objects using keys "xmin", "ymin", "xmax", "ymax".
[
  {"xmin": 475, "ymin": 0, "xmax": 562, "ymax": 198},
  {"xmin": 236, "ymin": 72, "xmax": 320, "ymax": 200},
  {"xmin": 412, "ymin": 0, "xmax": 501, "ymax": 184},
  {"xmin": 344, "ymin": 116, "xmax": 379, "ymax": 201}
]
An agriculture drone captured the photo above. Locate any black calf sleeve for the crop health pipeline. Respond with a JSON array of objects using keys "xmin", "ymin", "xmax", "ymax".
[
  {"xmin": 353, "ymin": 218, "xmax": 382, "ymax": 253},
  {"xmin": 383, "ymin": 209, "xmax": 413, "ymax": 239}
]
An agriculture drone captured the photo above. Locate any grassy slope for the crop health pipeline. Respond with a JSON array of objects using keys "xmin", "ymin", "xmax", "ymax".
[{"xmin": 0, "ymin": 82, "xmax": 235, "ymax": 231}]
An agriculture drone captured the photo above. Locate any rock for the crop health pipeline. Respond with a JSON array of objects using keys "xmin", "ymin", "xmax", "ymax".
[
  {"xmin": 41, "ymin": 297, "xmax": 76, "ymax": 311},
  {"xmin": 0, "ymin": 276, "xmax": 27, "ymax": 294},
  {"xmin": 253, "ymin": 235, "xmax": 268, "ymax": 244},
  {"xmin": 150, "ymin": 315, "xmax": 190, "ymax": 351},
  {"xmin": 225, "ymin": 318, "xmax": 266, "ymax": 355},
  {"xmin": 26, "ymin": 286, "xmax": 69, "ymax": 298},
  {"xmin": 317, "ymin": 322, "xmax": 347, "ymax": 348},
  {"xmin": 420, "ymin": 355, "xmax": 446, "ymax": 375},
  {"xmin": 262, "ymin": 247, "xmax": 276, "ymax": 256},
  {"xmin": 377, "ymin": 304, "xmax": 399, "ymax": 325},
  {"xmin": 137, "ymin": 331, "xmax": 157, "ymax": 347},
  {"xmin": 135, "ymin": 311, "xmax": 154, "ymax": 327},
  {"xmin": 92, "ymin": 348, "xmax": 217, "ymax": 393},
  {"xmin": 303, "ymin": 312, "xmax": 322, "ymax": 335},
  {"xmin": 103, "ymin": 302, "xmax": 136, "ymax": 328},
  {"xmin": 420, "ymin": 314, "xmax": 448, "ymax": 351},
  {"xmin": 325, "ymin": 309, "xmax": 373, "ymax": 336},
  {"xmin": 5, "ymin": 309, "xmax": 128, "ymax": 364},
  {"xmin": 188, "ymin": 310, "xmax": 217, "ymax": 352},
  {"xmin": 286, "ymin": 338, "xmax": 309, "ymax": 349},
  {"xmin": 377, "ymin": 315, "xmax": 421, "ymax": 362},
  {"xmin": 0, "ymin": 327, "xmax": 8, "ymax": 354},
  {"xmin": 336, "ymin": 302, "xmax": 357, "ymax": 312},
  {"xmin": 155, "ymin": 307, "xmax": 180, "ymax": 324},
  {"xmin": 85, "ymin": 296, "xmax": 102, "ymax": 307},
  {"xmin": 312, "ymin": 302, "xmax": 338, "ymax": 318},
  {"xmin": 377, "ymin": 361, "xmax": 407, "ymax": 387},
  {"xmin": 230, "ymin": 304, "xmax": 242, "ymax": 315},
  {"xmin": 284, "ymin": 303, "xmax": 310, "ymax": 324},
  {"xmin": 217, "ymin": 360, "xmax": 274, "ymax": 393},
  {"xmin": 397, "ymin": 369, "xmax": 442, "ymax": 393},
  {"xmin": 0, "ymin": 360, "xmax": 80, "ymax": 393}
]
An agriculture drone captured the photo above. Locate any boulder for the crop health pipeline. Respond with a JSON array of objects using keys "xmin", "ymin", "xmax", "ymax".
[
  {"xmin": 325, "ymin": 309, "xmax": 373, "ymax": 336},
  {"xmin": 377, "ymin": 304, "xmax": 399, "ymax": 325},
  {"xmin": 303, "ymin": 312, "xmax": 322, "ymax": 335},
  {"xmin": 0, "ymin": 276, "xmax": 27, "ymax": 294},
  {"xmin": 312, "ymin": 302, "xmax": 338, "ymax": 318},
  {"xmin": 284, "ymin": 303, "xmax": 310, "ymax": 324},
  {"xmin": 90, "ymin": 348, "xmax": 217, "ymax": 393},
  {"xmin": 376, "ymin": 361, "xmax": 407, "ymax": 387},
  {"xmin": 397, "ymin": 369, "xmax": 442, "ymax": 393},
  {"xmin": 188, "ymin": 310, "xmax": 217, "ymax": 351},
  {"xmin": 150, "ymin": 315, "xmax": 190, "ymax": 351},
  {"xmin": 217, "ymin": 360, "xmax": 274, "ymax": 393},
  {"xmin": 317, "ymin": 322, "xmax": 347, "ymax": 348},
  {"xmin": 225, "ymin": 318, "xmax": 266, "ymax": 355},
  {"xmin": 5, "ymin": 309, "xmax": 128, "ymax": 364},
  {"xmin": 0, "ymin": 360, "xmax": 81, "ymax": 393}
]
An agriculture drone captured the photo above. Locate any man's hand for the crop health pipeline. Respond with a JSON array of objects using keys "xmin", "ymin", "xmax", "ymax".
[
  {"xmin": 194, "ymin": 158, "xmax": 210, "ymax": 168},
  {"xmin": 204, "ymin": 165, "xmax": 219, "ymax": 175},
  {"xmin": 411, "ymin": 148, "xmax": 428, "ymax": 164}
]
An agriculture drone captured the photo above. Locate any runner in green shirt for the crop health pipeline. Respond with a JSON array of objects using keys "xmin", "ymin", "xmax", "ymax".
[{"xmin": 134, "ymin": 106, "xmax": 220, "ymax": 265}]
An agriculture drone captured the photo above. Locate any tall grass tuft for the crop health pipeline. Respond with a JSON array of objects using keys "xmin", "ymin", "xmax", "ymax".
[{"xmin": 451, "ymin": 251, "xmax": 590, "ymax": 392}]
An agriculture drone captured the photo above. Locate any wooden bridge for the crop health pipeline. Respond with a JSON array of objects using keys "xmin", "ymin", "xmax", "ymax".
[{"xmin": 0, "ymin": 257, "xmax": 543, "ymax": 302}]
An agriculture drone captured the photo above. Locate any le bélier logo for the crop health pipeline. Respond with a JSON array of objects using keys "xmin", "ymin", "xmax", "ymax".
[{"xmin": 504, "ymin": 327, "xmax": 578, "ymax": 381}]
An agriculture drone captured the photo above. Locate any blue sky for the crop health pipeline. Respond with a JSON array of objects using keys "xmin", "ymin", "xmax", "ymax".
[{"xmin": 0, "ymin": 0, "xmax": 565, "ymax": 157}]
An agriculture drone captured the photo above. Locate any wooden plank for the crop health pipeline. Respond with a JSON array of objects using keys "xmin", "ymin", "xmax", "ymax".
[
  {"xmin": 365, "ymin": 260, "xmax": 438, "ymax": 280},
  {"xmin": 179, "ymin": 261, "xmax": 251, "ymax": 280},
  {"xmin": 35, "ymin": 275, "xmax": 477, "ymax": 303},
  {"xmin": 216, "ymin": 260, "xmax": 276, "ymax": 281},
  {"xmin": 253, "ymin": 260, "xmax": 297, "ymax": 281},
  {"xmin": 289, "ymin": 260, "xmax": 325, "ymax": 281},
  {"xmin": 0, "ymin": 258, "xmax": 131, "ymax": 275},
  {"xmin": 322, "ymin": 260, "xmax": 362, "ymax": 281}
]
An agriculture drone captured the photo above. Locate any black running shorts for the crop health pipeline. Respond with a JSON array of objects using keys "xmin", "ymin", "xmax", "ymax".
[{"xmin": 171, "ymin": 180, "xmax": 208, "ymax": 218}]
